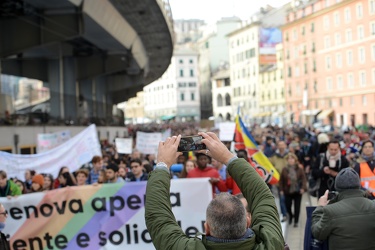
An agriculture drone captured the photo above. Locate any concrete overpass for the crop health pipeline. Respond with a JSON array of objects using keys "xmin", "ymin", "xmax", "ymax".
[{"xmin": 0, "ymin": 0, "xmax": 174, "ymax": 123}]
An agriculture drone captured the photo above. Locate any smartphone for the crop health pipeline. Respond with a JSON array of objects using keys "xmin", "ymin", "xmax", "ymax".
[
  {"xmin": 328, "ymin": 191, "xmax": 338, "ymax": 200},
  {"xmin": 178, "ymin": 135, "xmax": 207, "ymax": 152}
]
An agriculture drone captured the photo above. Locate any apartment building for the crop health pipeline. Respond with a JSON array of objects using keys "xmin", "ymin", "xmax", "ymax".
[
  {"xmin": 211, "ymin": 69, "xmax": 232, "ymax": 122},
  {"xmin": 143, "ymin": 47, "xmax": 200, "ymax": 121},
  {"xmin": 282, "ymin": 0, "xmax": 375, "ymax": 126}
]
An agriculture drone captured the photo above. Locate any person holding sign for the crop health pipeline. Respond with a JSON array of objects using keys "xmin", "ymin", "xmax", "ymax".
[{"xmin": 145, "ymin": 132, "xmax": 284, "ymax": 250}]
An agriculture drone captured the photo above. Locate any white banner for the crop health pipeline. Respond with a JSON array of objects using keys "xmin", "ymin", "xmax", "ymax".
[
  {"xmin": 115, "ymin": 138, "xmax": 133, "ymax": 154},
  {"xmin": 161, "ymin": 128, "xmax": 172, "ymax": 141},
  {"xmin": 0, "ymin": 178, "xmax": 212, "ymax": 250},
  {"xmin": 0, "ymin": 124, "xmax": 101, "ymax": 180},
  {"xmin": 219, "ymin": 122, "xmax": 236, "ymax": 141},
  {"xmin": 136, "ymin": 132, "xmax": 162, "ymax": 155},
  {"xmin": 37, "ymin": 130, "xmax": 71, "ymax": 153}
]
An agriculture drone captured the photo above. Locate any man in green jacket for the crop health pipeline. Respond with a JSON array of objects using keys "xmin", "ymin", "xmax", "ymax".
[
  {"xmin": 145, "ymin": 132, "xmax": 284, "ymax": 250},
  {"xmin": 311, "ymin": 168, "xmax": 375, "ymax": 250},
  {"xmin": 0, "ymin": 170, "xmax": 21, "ymax": 197}
]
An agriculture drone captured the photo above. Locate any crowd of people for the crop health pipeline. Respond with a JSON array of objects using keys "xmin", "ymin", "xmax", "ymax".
[{"xmin": 1, "ymin": 122, "xmax": 375, "ymax": 249}]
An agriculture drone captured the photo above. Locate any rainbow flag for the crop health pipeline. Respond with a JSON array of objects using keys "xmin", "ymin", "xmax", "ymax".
[{"xmin": 234, "ymin": 115, "xmax": 280, "ymax": 184}]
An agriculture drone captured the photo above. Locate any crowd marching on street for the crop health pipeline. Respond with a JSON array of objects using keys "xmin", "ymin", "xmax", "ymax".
[{"xmin": 1, "ymin": 121, "xmax": 375, "ymax": 249}]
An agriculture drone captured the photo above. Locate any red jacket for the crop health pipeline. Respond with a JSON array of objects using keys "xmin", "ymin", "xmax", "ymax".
[
  {"xmin": 187, "ymin": 166, "xmax": 227, "ymax": 194},
  {"xmin": 226, "ymin": 176, "xmax": 241, "ymax": 195}
]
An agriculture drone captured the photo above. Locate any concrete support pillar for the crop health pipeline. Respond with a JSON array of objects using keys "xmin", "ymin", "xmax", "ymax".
[
  {"xmin": 62, "ymin": 57, "xmax": 77, "ymax": 121},
  {"xmin": 95, "ymin": 76, "xmax": 106, "ymax": 119},
  {"xmin": 47, "ymin": 59, "xmax": 61, "ymax": 119},
  {"xmin": 79, "ymin": 78, "xmax": 93, "ymax": 119},
  {"xmin": 47, "ymin": 56, "xmax": 77, "ymax": 122}
]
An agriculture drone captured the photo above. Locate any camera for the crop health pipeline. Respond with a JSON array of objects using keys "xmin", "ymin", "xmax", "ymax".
[
  {"xmin": 177, "ymin": 135, "xmax": 207, "ymax": 152},
  {"xmin": 328, "ymin": 191, "xmax": 338, "ymax": 201}
]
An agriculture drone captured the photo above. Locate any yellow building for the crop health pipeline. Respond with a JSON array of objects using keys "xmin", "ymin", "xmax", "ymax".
[{"xmin": 124, "ymin": 92, "xmax": 145, "ymax": 124}]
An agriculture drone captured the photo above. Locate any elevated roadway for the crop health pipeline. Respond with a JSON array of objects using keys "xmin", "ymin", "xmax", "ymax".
[{"xmin": 0, "ymin": 0, "xmax": 174, "ymax": 120}]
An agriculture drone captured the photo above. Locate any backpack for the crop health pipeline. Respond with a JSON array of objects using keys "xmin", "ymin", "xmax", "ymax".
[{"xmin": 308, "ymin": 153, "xmax": 325, "ymax": 197}]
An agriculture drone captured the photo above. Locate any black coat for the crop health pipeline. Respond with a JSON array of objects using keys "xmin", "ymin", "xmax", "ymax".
[
  {"xmin": 311, "ymin": 153, "xmax": 350, "ymax": 197},
  {"xmin": 0, "ymin": 232, "xmax": 10, "ymax": 250}
]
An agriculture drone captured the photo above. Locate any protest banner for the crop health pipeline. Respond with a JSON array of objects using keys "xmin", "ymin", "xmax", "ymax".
[
  {"xmin": 0, "ymin": 124, "xmax": 101, "ymax": 180},
  {"xmin": 135, "ymin": 132, "xmax": 162, "ymax": 155},
  {"xmin": 1, "ymin": 178, "xmax": 212, "ymax": 250},
  {"xmin": 37, "ymin": 130, "xmax": 71, "ymax": 153},
  {"xmin": 115, "ymin": 138, "xmax": 133, "ymax": 154},
  {"xmin": 218, "ymin": 122, "xmax": 236, "ymax": 141}
]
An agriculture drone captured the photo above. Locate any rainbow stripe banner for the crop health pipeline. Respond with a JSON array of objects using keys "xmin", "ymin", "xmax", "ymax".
[
  {"xmin": 234, "ymin": 115, "xmax": 280, "ymax": 184},
  {"xmin": 1, "ymin": 179, "xmax": 212, "ymax": 250}
]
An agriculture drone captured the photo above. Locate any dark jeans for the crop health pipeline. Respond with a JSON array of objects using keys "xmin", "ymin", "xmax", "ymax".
[
  {"xmin": 277, "ymin": 186, "xmax": 287, "ymax": 217},
  {"xmin": 285, "ymin": 192, "xmax": 302, "ymax": 224}
]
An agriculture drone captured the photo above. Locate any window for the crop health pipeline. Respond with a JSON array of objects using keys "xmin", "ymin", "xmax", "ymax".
[
  {"xmin": 356, "ymin": 3, "xmax": 363, "ymax": 18},
  {"xmin": 362, "ymin": 95, "xmax": 367, "ymax": 106},
  {"xmin": 357, "ymin": 25, "xmax": 364, "ymax": 40},
  {"xmin": 288, "ymin": 67, "xmax": 292, "ymax": 77},
  {"xmin": 339, "ymin": 98, "xmax": 343, "ymax": 107},
  {"xmin": 334, "ymin": 12, "xmax": 340, "ymax": 26},
  {"xmin": 180, "ymin": 93, "xmax": 185, "ymax": 101},
  {"xmin": 371, "ymin": 22, "xmax": 375, "ymax": 35},
  {"xmin": 350, "ymin": 96, "xmax": 355, "ymax": 106},
  {"xmin": 336, "ymin": 53, "xmax": 342, "ymax": 68},
  {"xmin": 323, "ymin": 16, "xmax": 330, "ymax": 29},
  {"xmin": 295, "ymin": 66, "xmax": 300, "ymax": 77},
  {"xmin": 188, "ymin": 82, "xmax": 196, "ymax": 87},
  {"xmin": 358, "ymin": 47, "xmax": 366, "ymax": 64},
  {"xmin": 313, "ymin": 81, "xmax": 317, "ymax": 93},
  {"xmin": 189, "ymin": 59, "xmax": 193, "ymax": 64},
  {"xmin": 304, "ymin": 62, "xmax": 308, "ymax": 74},
  {"xmin": 294, "ymin": 47, "xmax": 298, "ymax": 58},
  {"xmin": 359, "ymin": 71, "xmax": 366, "ymax": 86},
  {"xmin": 345, "ymin": 7, "xmax": 351, "ymax": 22},
  {"xmin": 326, "ymin": 77, "xmax": 333, "ymax": 90},
  {"xmin": 337, "ymin": 75, "xmax": 343, "ymax": 89},
  {"xmin": 179, "ymin": 69, "xmax": 184, "ymax": 77},
  {"xmin": 324, "ymin": 36, "xmax": 331, "ymax": 49},
  {"xmin": 347, "ymin": 50, "xmax": 353, "ymax": 66},
  {"xmin": 293, "ymin": 28, "xmax": 298, "ymax": 40},
  {"xmin": 371, "ymin": 0, "xmax": 375, "ymax": 15},
  {"xmin": 312, "ymin": 42, "xmax": 316, "ymax": 53},
  {"xmin": 345, "ymin": 29, "xmax": 352, "ymax": 42},
  {"xmin": 313, "ymin": 60, "xmax": 317, "ymax": 72},
  {"xmin": 372, "ymin": 68, "xmax": 375, "ymax": 84},
  {"xmin": 325, "ymin": 56, "xmax": 332, "ymax": 70},
  {"xmin": 335, "ymin": 33, "xmax": 341, "ymax": 45},
  {"xmin": 179, "ymin": 59, "xmax": 183, "ymax": 64},
  {"xmin": 301, "ymin": 26, "xmax": 305, "ymax": 35},
  {"xmin": 311, "ymin": 22, "xmax": 315, "ymax": 32},
  {"xmin": 191, "ymin": 92, "xmax": 195, "ymax": 101},
  {"xmin": 348, "ymin": 73, "xmax": 354, "ymax": 88}
]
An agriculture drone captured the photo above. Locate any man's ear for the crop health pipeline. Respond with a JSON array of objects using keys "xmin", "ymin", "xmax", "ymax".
[
  {"xmin": 204, "ymin": 222, "xmax": 210, "ymax": 235},
  {"xmin": 246, "ymin": 215, "xmax": 251, "ymax": 228}
]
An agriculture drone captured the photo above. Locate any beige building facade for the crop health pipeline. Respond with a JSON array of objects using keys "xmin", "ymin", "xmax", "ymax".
[{"xmin": 259, "ymin": 44, "xmax": 286, "ymax": 125}]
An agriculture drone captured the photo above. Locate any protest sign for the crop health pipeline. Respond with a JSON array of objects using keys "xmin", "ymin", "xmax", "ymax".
[
  {"xmin": 1, "ymin": 178, "xmax": 212, "ymax": 250},
  {"xmin": 0, "ymin": 124, "xmax": 101, "ymax": 180},
  {"xmin": 37, "ymin": 130, "xmax": 71, "ymax": 153},
  {"xmin": 135, "ymin": 132, "xmax": 162, "ymax": 155},
  {"xmin": 218, "ymin": 122, "xmax": 236, "ymax": 141},
  {"xmin": 115, "ymin": 138, "xmax": 133, "ymax": 154}
]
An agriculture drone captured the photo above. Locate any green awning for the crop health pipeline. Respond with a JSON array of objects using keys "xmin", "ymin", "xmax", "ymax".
[{"xmin": 161, "ymin": 115, "xmax": 176, "ymax": 121}]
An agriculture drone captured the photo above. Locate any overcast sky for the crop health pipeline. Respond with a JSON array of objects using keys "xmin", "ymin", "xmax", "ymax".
[{"xmin": 169, "ymin": 0, "xmax": 291, "ymax": 23}]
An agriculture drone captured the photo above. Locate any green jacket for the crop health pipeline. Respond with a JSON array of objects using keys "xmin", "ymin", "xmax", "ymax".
[
  {"xmin": 0, "ymin": 180, "xmax": 21, "ymax": 197},
  {"xmin": 145, "ymin": 158, "xmax": 284, "ymax": 250},
  {"xmin": 311, "ymin": 189, "xmax": 375, "ymax": 250}
]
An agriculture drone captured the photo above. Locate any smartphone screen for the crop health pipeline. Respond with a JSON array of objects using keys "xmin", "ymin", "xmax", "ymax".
[{"xmin": 178, "ymin": 135, "xmax": 207, "ymax": 152}]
